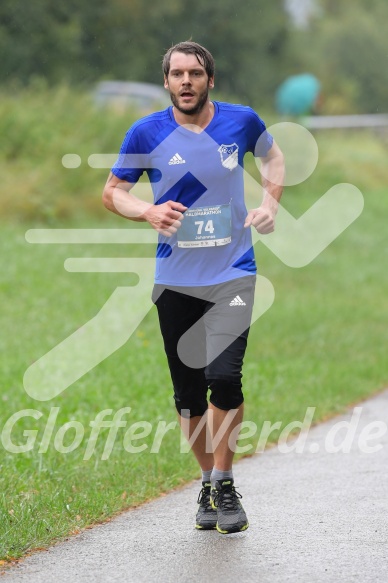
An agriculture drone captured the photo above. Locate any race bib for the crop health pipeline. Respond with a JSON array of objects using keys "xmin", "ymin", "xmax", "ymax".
[{"xmin": 177, "ymin": 204, "xmax": 232, "ymax": 248}]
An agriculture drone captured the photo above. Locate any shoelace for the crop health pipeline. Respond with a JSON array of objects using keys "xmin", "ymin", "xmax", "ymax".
[
  {"xmin": 197, "ymin": 487, "xmax": 213, "ymax": 511},
  {"xmin": 212, "ymin": 485, "xmax": 243, "ymax": 511}
]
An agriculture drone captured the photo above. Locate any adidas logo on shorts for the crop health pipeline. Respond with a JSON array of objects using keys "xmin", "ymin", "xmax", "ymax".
[
  {"xmin": 168, "ymin": 152, "xmax": 186, "ymax": 165},
  {"xmin": 229, "ymin": 295, "xmax": 246, "ymax": 306}
]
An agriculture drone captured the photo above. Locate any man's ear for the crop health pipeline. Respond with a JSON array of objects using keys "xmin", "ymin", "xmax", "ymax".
[
  {"xmin": 208, "ymin": 77, "xmax": 215, "ymax": 89},
  {"xmin": 164, "ymin": 76, "xmax": 169, "ymax": 89}
]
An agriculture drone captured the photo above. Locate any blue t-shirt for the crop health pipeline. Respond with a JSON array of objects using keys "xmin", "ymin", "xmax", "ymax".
[{"xmin": 111, "ymin": 101, "xmax": 273, "ymax": 286}]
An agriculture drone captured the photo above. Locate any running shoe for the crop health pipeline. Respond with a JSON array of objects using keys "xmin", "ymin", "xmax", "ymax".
[
  {"xmin": 210, "ymin": 479, "xmax": 249, "ymax": 534},
  {"xmin": 195, "ymin": 481, "xmax": 217, "ymax": 530}
]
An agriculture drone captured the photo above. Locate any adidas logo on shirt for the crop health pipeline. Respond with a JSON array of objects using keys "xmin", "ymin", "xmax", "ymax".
[
  {"xmin": 229, "ymin": 295, "xmax": 246, "ymax": 306},
  {"xmin": 168, "ymin": 153, "xmax": 186, "ymax": 165}
]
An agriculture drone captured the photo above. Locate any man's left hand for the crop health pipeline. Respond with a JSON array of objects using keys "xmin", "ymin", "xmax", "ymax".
[{"xmin": 244, "ymin": 207, "xmax": 276, "ymax": 234}]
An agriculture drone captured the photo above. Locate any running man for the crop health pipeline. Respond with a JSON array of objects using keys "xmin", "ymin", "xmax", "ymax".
[{"xmin": 103, "ymin": 41, "xmax": 284, "ymax": 534}]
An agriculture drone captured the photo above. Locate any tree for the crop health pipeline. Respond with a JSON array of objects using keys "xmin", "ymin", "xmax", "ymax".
[
  {"xmin": 287, "ymin": 0, "xmax": 388, "ymax": 112},
  {"xmin": 0, "ymin": 0, "xmax": 292, "ymax": 108},
  {"xmin": 0, "ymin": 0, "xmax": 80, "ymax": 84}
]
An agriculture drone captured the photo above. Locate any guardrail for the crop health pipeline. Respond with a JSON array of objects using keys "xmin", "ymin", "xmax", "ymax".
[{"xmin": 301, "ymin": 114, "xmax": 388, "ymax": 130}]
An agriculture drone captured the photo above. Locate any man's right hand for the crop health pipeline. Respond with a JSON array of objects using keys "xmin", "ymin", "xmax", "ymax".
[{"xmin": 142, "ymin": 201, "xmax": 187, "ymax": 237}]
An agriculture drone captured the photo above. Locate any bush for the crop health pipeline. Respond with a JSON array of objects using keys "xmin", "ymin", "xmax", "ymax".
[{"xmin": 0, "ymin": 83, "xmax": 138, "ymax": 223}]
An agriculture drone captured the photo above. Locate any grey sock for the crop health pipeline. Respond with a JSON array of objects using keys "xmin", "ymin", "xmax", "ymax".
[
  {"xmin": 211, "ymin": 467, "xmax": 233, "ymax": 488},
  {"xmin": 202, "ymin": 469, "xmax": 212, "ymax": 484}
]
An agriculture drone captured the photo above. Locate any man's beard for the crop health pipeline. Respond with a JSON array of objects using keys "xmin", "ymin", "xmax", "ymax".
[{"xmin": 169, "ymin": 87, "xmax": 209, "ymax": 115}]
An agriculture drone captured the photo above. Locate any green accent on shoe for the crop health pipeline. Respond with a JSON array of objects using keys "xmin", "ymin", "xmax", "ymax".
[
  {"xmin": 195, "ymin": 482, "xmax": 217, "ymax": 530},
  {"xmin": 211, "ymin": 479, "xmax": 249, "ymax": 534},
  {"xmin": 216, "ymin": 522, "xmax": 249, "ymax": 534}
]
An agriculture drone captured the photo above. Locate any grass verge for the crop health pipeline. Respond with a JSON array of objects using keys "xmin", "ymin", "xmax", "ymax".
[{"xmin": 0, "ymin": 96, "xmax": 387, "ymax": 560}]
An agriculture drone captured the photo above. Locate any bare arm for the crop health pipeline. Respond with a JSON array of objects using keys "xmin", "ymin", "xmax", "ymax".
[
  {"xmin": 244, "ymin": 141, "xmax": 285, "ymax": 234},
  {"xmin": 102, "ymin": 172, "xmax": 187, "ymax": 237}
]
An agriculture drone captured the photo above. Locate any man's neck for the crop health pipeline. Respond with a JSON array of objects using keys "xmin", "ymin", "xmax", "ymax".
[{"xmin": 172, "ymin": 101, "xmax": 215, "ymax": 133}]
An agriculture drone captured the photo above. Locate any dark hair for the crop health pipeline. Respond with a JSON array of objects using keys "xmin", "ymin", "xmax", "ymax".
[{"xmin": 162, "ymin": 41, "xmax": 215, "ymax": 79}]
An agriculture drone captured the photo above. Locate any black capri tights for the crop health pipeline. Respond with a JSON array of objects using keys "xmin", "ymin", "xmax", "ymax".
[{"xmin": 152, "ymin": 276, "xmax": 256, "ymax": 418}]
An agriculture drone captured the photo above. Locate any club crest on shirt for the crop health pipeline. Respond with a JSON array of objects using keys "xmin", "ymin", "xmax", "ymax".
[{"xmin": 218, "ymin": 143, "xmax": 239, "ymax": 171}]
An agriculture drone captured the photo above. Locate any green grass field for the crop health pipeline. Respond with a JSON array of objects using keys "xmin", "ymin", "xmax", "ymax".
[{"xmin": 0, "ymin": 87, "xmax": 387, "ymax": 562}]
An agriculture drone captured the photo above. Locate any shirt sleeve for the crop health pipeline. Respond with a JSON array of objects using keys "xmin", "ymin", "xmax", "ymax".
[
  {"xmin": 245, "ymin": 109, "xmax": 273, "ymax": 158},
  {"xmin": 111, "ymin": 125, "xmax": 145, "ymax": 184}
]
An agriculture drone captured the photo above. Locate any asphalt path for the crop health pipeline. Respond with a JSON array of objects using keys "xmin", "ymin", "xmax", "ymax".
[{"xmin": 2, "ymin": 390, "xmax": 388, "ymax": 583}]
